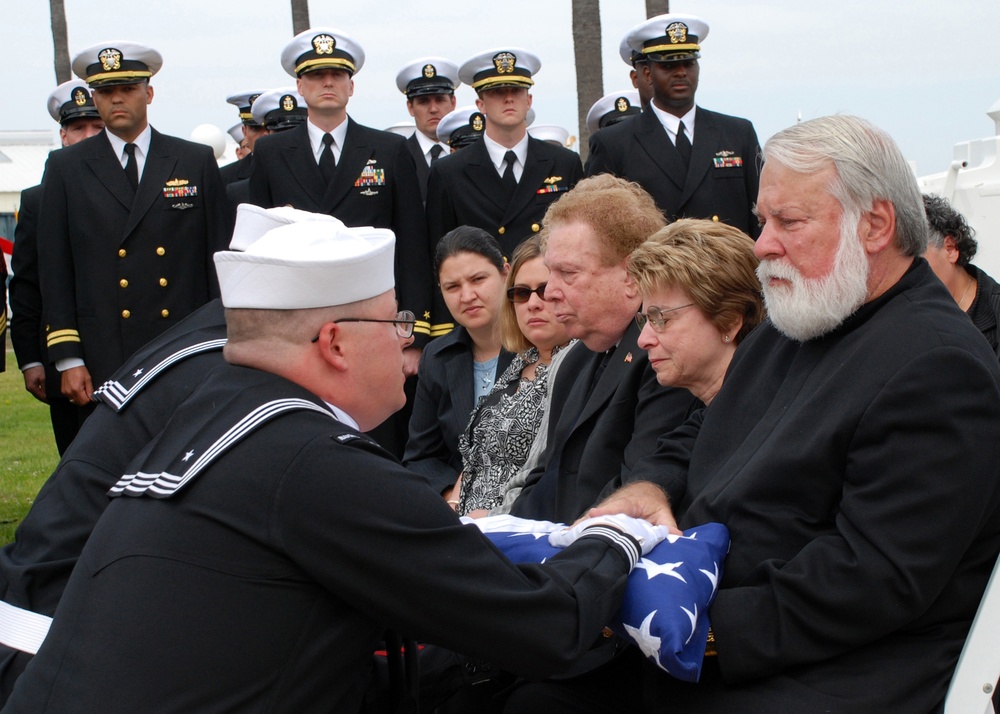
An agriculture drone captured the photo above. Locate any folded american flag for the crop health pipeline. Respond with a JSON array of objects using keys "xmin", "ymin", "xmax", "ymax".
[{"xmin": 469, "ymin": 515, "xmax": 730, "ymax": 681}]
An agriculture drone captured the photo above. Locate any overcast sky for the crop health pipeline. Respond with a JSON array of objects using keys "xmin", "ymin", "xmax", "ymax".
[{"xmin": 3, "ymin": 0, "xmax": 998, "ymax": 177}]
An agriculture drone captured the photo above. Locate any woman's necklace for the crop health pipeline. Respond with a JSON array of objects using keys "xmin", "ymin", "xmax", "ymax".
[{"xmin": 957, "ymin": 273, "xmax": 975, "ymax": 311}]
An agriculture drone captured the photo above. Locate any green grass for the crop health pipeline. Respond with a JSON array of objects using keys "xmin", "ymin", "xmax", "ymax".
[{"xmin": 0, "ymin": 347, "xmax": 60, "ymax": 545}]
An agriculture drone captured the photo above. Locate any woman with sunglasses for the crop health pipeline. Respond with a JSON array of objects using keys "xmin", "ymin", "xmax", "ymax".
[
  {"xmin": 628, "ymin": 219, "xmax": 765, "ymax": 406},
  {"xmin": 403, "ymin": 227, "xmax": 515, "ymax": 497},
  {"xmin": 454, "ymin": 236, "xmax": 574, "ymax": 515}
]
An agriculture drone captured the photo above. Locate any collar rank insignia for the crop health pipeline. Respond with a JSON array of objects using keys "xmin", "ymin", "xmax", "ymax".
[
  {"xmin": 73, "ymin": 88, "xmax": 88, "ymax": 106},
  {"xmin": 471, "ymin": 113, "xmax": 485, "ymax": 131},
  {"xmin": 616, "ymin": 97, "xmax": 631, "ymax": 113},
  {"xmin": 493, "ymin": 52, "xmax": 516, "ymax": 74},
  {"xmin": 666, "ymin": 22, "xmax": 689, "ymax": 44},
  {"xmin": 423, "ymin": 64, "xmax": 436, "ymax": 78},
  {"xmin": 312, "ymin": 34, "xmax": 336, "ymax": 55},
  {"xmin": 99, "ymin": 48, "xmax": 122, "ymax": 71},
  {"xmin": 281, "ymin": 94, "xmax": 297, "ymax": 112}
]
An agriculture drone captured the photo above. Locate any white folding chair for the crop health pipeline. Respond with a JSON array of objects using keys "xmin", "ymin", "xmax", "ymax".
[{"xmin": 944, "ymin": 553, "xmax": 1000, "ymax": 714}]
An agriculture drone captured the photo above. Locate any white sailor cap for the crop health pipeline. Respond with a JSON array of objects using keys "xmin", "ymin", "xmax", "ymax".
[
  {"xmin": 586, "ymin": 91, "xmax": 641, "ymax": 135},
  {"xmin": 525, "ymin": 108, "xmax": 536, "ymax": 127},
  {"xmin": 215, "ymin": 221, "xmax": 395, "ymax": 310},
  {"xmin": 229, "ymin": 204, "xmax": 344, "ymax": 252},
  {"xmin": 227, "ymin": 123, "xmax": 244, "ymax": 144},
  {"xmin": 72, "ymin": 41, "xmax": 163, "ymax": 88},
  {"xmin": 384, "ymin": 122, "xmax": 416, "ymax": 138},
  {"xmin": 251, "ymin": 88, "xmax": 308, "ymax": 132},
  {"xmin": 459, "ymin": 48, "xmax": 540, "ymax": 92},
  {"xmin": 528, "ymin": 124, "xmax": 570, "ymax": 147},
  {"xmin": 281, "ymin": 27, "xmax": 365, "ymax": 78},
  {"xmin": 46, "ymin": 80, "xmax": 101, "ymax": 124},
  {"xmin": 625, "ymin": 15, "xmax": 709, "ymax": 64},
  {"xmin": 226, "ymin": 90, "xmax": 266, "ymax": 126},
  {"xmin": 436, "ymin": 106, "xmax": 485, "ymax": 148},
  {"xmin": 396, "ymin": 58, "xmax": 460, "ymax": 97}
]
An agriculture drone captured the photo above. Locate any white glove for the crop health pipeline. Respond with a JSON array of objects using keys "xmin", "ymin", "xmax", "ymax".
[
  {"xmin": 462, "ymin": 514, "xmax": 566, "ymax": 535},
  {"xmin": 549, "ymin": 514, "xmax": 671, "ymax": 556}
]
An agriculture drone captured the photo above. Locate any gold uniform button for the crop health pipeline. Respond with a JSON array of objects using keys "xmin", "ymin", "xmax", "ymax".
[
  {"xmin": 159, "ymin": 278, "xmax": 168, "ymax": 287},
  {"xmin": 119, "ymin": 279, "xmax": 128, "ymax": 288},
  {"xmin": 156, "ymin": 247, "xmax": 166, "ymax": 256},
  {"xmin": 531, "ymin": 223, "xmax": 540, "ymax": 233},
  {"xmin": 118, "ymin": 249, "xmax": 127, "ymax": 258},
  {"xmin": 121, "ymin": 310, "xmax": 131, "ymax": 319},
  {"xmin": 161, "ymin": 309, "xmax": 170, "ymax": 318},
  {"xmin": 712, "ymin": 215, "xmax": 720, "ymax": 222},
  {"xmin": 498, "ymin": 226, "xmax": 506, "ymax": 235}
]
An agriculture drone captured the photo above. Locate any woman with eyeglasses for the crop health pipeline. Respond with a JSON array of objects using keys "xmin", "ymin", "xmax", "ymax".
[
  {"xmin": 454, "ymin": 236, "xmax": 574, "ymax": 515},
  {"xmin": 403, "ymin": 227, "xmax": 515, "ymax": 497},
  {"xmin": 628, "ymin": 219, "xmax": 765, "ymax": 406}
]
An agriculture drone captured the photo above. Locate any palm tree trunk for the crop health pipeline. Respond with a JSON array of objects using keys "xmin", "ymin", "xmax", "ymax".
[
  {"xmin": 572, "ymin": 0, "xmax": 603, "ymax": 163},
  {"xmin": 646, "ymin": 0, "xmax": 669, "ymax": 17},
  {"xmin": 50, "ymin": 0, "xmax": 70, "ymax": 83},
  {"xmin": 290, "ymin": 0, "xmax": 310, "ymax": 35}
]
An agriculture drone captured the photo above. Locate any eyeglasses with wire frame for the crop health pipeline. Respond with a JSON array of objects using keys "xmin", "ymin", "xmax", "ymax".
[
  {"xmin": 311, "ymin": 310, "xmax": 417, "ymax": 342},
  {"xmin": 507, "ymin": 284, "xmax": 548, "ymax": 303},
  {"xmin": 635, "ymin": 303, "xmax": 694, "ymax": 332}
]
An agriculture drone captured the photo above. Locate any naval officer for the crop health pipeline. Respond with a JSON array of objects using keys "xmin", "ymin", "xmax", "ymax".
[
  {"xmin": 219, "ymin": 90, "xmax": 266, "ymax": 185},
  {"xmin": 586, "ymin": 15, "xmax": 762, "ymax": 238},
  {"xmin": 249, "ymin": 28, "xmax": 434, "ymax": 353},
  {"xmin": 248, "ymin": 27, "xmax": 435, "ymax": 457},
  {"xmin": 36, "ymin": 41, "xmax": 231, "ymax": 409},
  {"xmin": 395, "ymin": 57, "xmax": 458, "ymax": 202},
  {"xmin": 10, "ymin": 81, "xmax": 106, "ymax": 452},
  {"xmin": 425, "ymin": 47, "xmax": 583, "ymax": 336}
]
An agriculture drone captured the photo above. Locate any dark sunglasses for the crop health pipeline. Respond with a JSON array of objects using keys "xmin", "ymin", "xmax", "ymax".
[{"xmin": 507, "ymin": 284, "xmax": 548, "ymax": 303}]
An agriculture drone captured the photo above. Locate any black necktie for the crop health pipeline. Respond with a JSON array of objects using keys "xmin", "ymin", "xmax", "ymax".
[
  {"xmin": 675, "ymin": 121, "xmax": 692, "ymax": 169},
  {"xmin": 430, "ymin": 144, "xmax": 444, "ymax": 164},
  {"xmin": 319, "ymin": 132, "xmax": 336, "ymax": 183},
  {"xmin": 501, "ymin": 150, "xmax": 517, "ymax": 197},
  {"xmin": 124, "ymin": 143, "xmax": 139, "ymax": 190}
]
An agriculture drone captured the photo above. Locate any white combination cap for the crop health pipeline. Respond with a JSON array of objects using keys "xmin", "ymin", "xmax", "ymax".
[
  {"xmin": 586, "ymin": 91, "xmax": 641, "ymax": 135},
  {"xmin": 459, "ymin": 48, "xmax": 540, "ymax": 92},
  {"xmin": 46, "ymin": 80, "xmax": 100, "ymax": 124},
  {"xmin": 395, "ymin": 57, "xmax": 460, "ymax": 96},
  {"xmin": 72, "ymin": 41, "xmax": 163, "ymax": 87},
  {"xmin": 281, "ymin": 27, "xmax": 365, "ymax": 78},
  {"xmin": 625, "ymin": 15, "xmax": 709, "ymax": 63}
]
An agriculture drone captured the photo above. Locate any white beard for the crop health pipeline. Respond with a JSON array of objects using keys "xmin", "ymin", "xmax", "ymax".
[{"xmin": 757, "ymin": 220, "xmax": 870, "ymax": 342}]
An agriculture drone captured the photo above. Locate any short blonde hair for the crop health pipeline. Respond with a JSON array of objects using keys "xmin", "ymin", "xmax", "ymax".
[
  {"xmin": 540, "ymin": 174, "xmax": 666, "ymax": 266},
  {"xmin": 499, "ymin": 236, "xmax": 544, "ymax": 353},
  {"xmin": 627, "ymin": 219, "xmax": 765, "ymax": 344}
]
